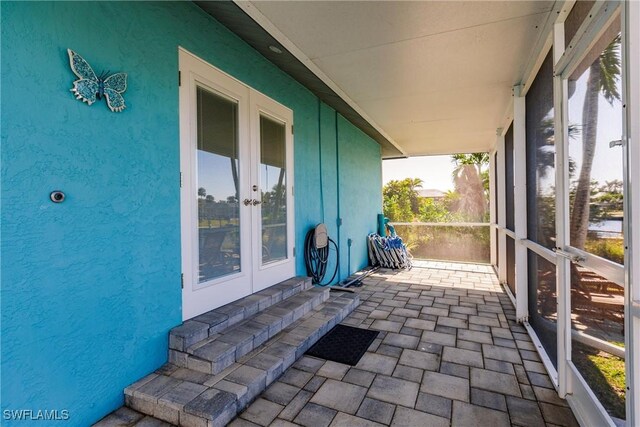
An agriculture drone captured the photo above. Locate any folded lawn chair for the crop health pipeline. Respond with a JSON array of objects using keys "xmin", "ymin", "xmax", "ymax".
[{"xmin": 368, "ymin": 233, "xmax": 412, "ymax": 270}]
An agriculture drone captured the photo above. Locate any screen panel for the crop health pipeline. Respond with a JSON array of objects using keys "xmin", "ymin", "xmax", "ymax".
[
  {"xmin": 528, "ymin": 250, "xmax": 558, "ymax": 368},
  {"xmin": 526, "ymin": 51, "xmax": 556, "ymax": 250},
  {"xmin": 565, "ymin": 1, "xmax": 596, "ymax": 48},
  {"xmin": 506, "ymin": 235, "xmax": 516, "ymax": 295},
  {"xmin": 505, "ymin": 124, "xmax": 515, "ymax": 232}
]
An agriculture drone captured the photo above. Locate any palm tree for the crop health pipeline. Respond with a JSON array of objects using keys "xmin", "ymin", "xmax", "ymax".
[
  {"xmin": 570, "ymin": 35, "xmax": 621, "ymax": 250},
  {"xmin": 451, "ymin": 153, "xmax": 489, "ymax": 221},
  {"xmin": 406, "ymin": 177, "xmax": 424, "ymax": 214}
]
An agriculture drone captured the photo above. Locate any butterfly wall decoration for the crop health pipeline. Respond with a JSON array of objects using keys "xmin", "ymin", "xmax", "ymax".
[{"xmin": 67, "ymin": 49, "xmax": 127, "ymax": 112}]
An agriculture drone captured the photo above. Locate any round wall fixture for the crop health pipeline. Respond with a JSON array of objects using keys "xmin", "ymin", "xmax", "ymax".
[{"xmin": 50, "ymin": 191, "xmax": 66, "ymax": 203}]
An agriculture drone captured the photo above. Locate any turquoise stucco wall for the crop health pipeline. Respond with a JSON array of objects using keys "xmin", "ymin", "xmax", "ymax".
[
  {"xmin": 315, "ymin": 104, "xmax": 382, "ymax": 283},
  {"xmin": 337, "ymin": 115, "xmax": 383, "ymax": 277},
  {"xmin": 1, "ymin": 1, "xmax": 381, "ymax": 424}
]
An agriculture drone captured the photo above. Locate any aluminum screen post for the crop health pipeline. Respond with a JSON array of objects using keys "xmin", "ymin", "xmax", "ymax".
[
  {"xmin": 496, "ymin": 131, "xmax": 507, "ymax": 284},
  {"xmin": 553, "ymin": 20, "xmax": 571, "ymax": 399},
  {"xmin": 489, "ymin": 150, "xmax": 498, "ymax": 267},
  {"xmin": 623, "ymin": 0, "xmax": 639, "ymax": 423},
  {"xmin": 513, "ymin": 85, "xmax": 529, "ymax": 322}
]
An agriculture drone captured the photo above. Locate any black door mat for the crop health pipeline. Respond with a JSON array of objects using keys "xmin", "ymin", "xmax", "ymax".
[{"xmin": 306, "ymin": 324, "xmax": 379, "ymax": 365}]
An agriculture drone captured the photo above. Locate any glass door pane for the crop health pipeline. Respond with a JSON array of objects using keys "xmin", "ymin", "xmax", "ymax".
[
  {"xmin": 566, "ymin": 14, "xmax": 625, "ymax": 421},
  {"xmin": 196, "ymin": 87, "xmax": 241, "ymax": 282},
  {"xmin": 259, "ymin": 115, "xmax": 287, "ymax": 265}
]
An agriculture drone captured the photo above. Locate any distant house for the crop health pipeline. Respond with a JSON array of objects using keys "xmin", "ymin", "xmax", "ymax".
[{"xmin": 417, "ymin": 188, "xmax": 446, "ymax": 200}]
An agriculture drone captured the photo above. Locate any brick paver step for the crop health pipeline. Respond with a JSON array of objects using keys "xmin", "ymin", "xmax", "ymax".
[
  {"xmin": 170, "ymin": 286, "xmax": 329, "ymax": 376},
  {"xmin": 169, "ymin": 277, "xmax": 312, "ymax": 354},
  {"xmin": 123, "ymin": 290, "xmax": 359, "ymax": 427}
]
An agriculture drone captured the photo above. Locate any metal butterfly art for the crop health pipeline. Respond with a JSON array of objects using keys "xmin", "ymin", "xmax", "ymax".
[{"xmin": 67, "ymin": 49, "xmax": 127, "ymax": 112}]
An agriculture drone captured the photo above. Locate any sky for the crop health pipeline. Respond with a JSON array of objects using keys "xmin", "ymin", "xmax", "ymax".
[
  {"xmin": 537, "ymin": 53, "xmax": 624, "ymax": 193},
  {"xmin": 566, "ymin": 67, "xmax": 623, "ymax": 187},
  {"xmin": 382, "ymin": 155, "xmax": 456, "ymax": 191}
]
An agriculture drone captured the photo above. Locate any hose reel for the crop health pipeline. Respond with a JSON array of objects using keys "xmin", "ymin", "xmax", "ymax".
[{"xmin": 304, "ymin": 223, "xmax": 339, "ymax": 286}]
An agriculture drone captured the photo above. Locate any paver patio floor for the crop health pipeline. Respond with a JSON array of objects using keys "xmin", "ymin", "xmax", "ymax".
[{"xmin": 232, "ymin": 261, "xmax": 579, "ymax": 427}]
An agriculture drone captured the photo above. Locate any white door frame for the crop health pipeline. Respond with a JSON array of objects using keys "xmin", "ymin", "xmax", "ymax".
[
  {"xmin": 179, "ymin": 49, "xmax": 252, "ymax": 320},
  {"xmin": 179, "ymin": 48, "xmax": 295, "ymax": 320}
]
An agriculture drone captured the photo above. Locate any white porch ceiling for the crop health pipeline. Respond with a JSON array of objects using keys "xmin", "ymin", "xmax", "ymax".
[{"xmin": 246, "ymin": 1, "xmax": 554, "ymax": 157}]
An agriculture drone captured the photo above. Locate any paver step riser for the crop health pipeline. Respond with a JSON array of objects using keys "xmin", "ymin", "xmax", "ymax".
[
  {"xmin": 124, "ymin": 291, "xmax": 359, "ymax": 427},
  {"xmin": 125, "ymin": 392, "xmax": 236, "ymax": 427},
  {"xmin": 169, "ymin": 277, "xmax": 312, "ymax": 353},
  {"xmin": 170, "ymin": 288, "xmax": 329, "ymax": 375},
  {"xmin": 127, "ymin": 308, "xmax": 356, "ymax": 426}
]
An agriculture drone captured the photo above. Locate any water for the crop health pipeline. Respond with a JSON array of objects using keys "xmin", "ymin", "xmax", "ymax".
[{"xmin": 589, "ymin": 219, "xmax": 623, "ymax": 237}]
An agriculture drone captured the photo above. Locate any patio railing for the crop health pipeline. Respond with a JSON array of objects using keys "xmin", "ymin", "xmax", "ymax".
[{"xmin": 391, "ymin": 222, "xmax": 490, "ymax": 264}]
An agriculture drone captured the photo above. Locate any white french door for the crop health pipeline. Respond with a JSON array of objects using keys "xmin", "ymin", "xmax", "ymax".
[
  {"xmin": 179, "ymin": 49, "xmax": 295, "ymax": 320},
  {"xmin": 250, "ymin": 91, "xmax": 295, "ymax": 292}
]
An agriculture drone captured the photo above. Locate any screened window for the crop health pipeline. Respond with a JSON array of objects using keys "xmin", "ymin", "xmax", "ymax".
[
  {"xmin": 567, "ymin": 19, "xmax": 623, "ymax": 263},
  {"xmin": 505, "ymin": 124, "xmax": 515, "ymax": 232},
  {"xmin": 565, "ymin": 0, "xmax": 596, "ymax": 48},
  {"xmin": 526, "ymin": 52, "xmax": 556, "ymax": 250},
  {"xmin": 527, "ymin": 250, "xmax": 558, "ymax": 368},
  {"xmin": 494, "ymin": 152, "xmax": 499, "ymax": 225},
  {"xmin": 566, "ymin": 14, "xmax": 625, "ymax": 419},
  {"xmin": 506, "ymin": 236, "xmax": 516, "ymax": 295}
]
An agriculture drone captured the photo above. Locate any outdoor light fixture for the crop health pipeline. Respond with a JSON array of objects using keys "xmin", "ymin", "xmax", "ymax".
[{"xmin": 268, "ymin": 45, "xmax": 283, "ymax": 54}]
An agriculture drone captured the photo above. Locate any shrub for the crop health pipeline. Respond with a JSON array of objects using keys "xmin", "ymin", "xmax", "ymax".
[{"xmin": 584, "ymin": 237, "xmax": 624, "ymax": 264}]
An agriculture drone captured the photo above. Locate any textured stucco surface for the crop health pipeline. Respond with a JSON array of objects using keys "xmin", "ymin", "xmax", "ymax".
[
  {"xmin": 1, "ymin": 1, "xmax": 381, "ymax": 424},
  {"xmin": 337, "ymin": 115, "xmax": 383, "ymax": 277}
]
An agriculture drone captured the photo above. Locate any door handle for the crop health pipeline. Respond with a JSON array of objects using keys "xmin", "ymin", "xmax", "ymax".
[
  {"xmin": 609, "ymin": 139, "xmax": 623, "ymax": 148},
  {"xmin": 252, "ymin": 199, "xmax": 262, "ymax": 206},
  {"xmin": 243, "ymin": 198, "xmax": 252, "ymax": 206},
  {"xmin": 553, "ymin": 248, "xmax": 586, "ymax": 263}
]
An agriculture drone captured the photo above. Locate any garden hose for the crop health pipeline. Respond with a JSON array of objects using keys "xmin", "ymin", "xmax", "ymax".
[{"xmin": 304, "ymin": 224, "xmax": 339, "ymax": 286}]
